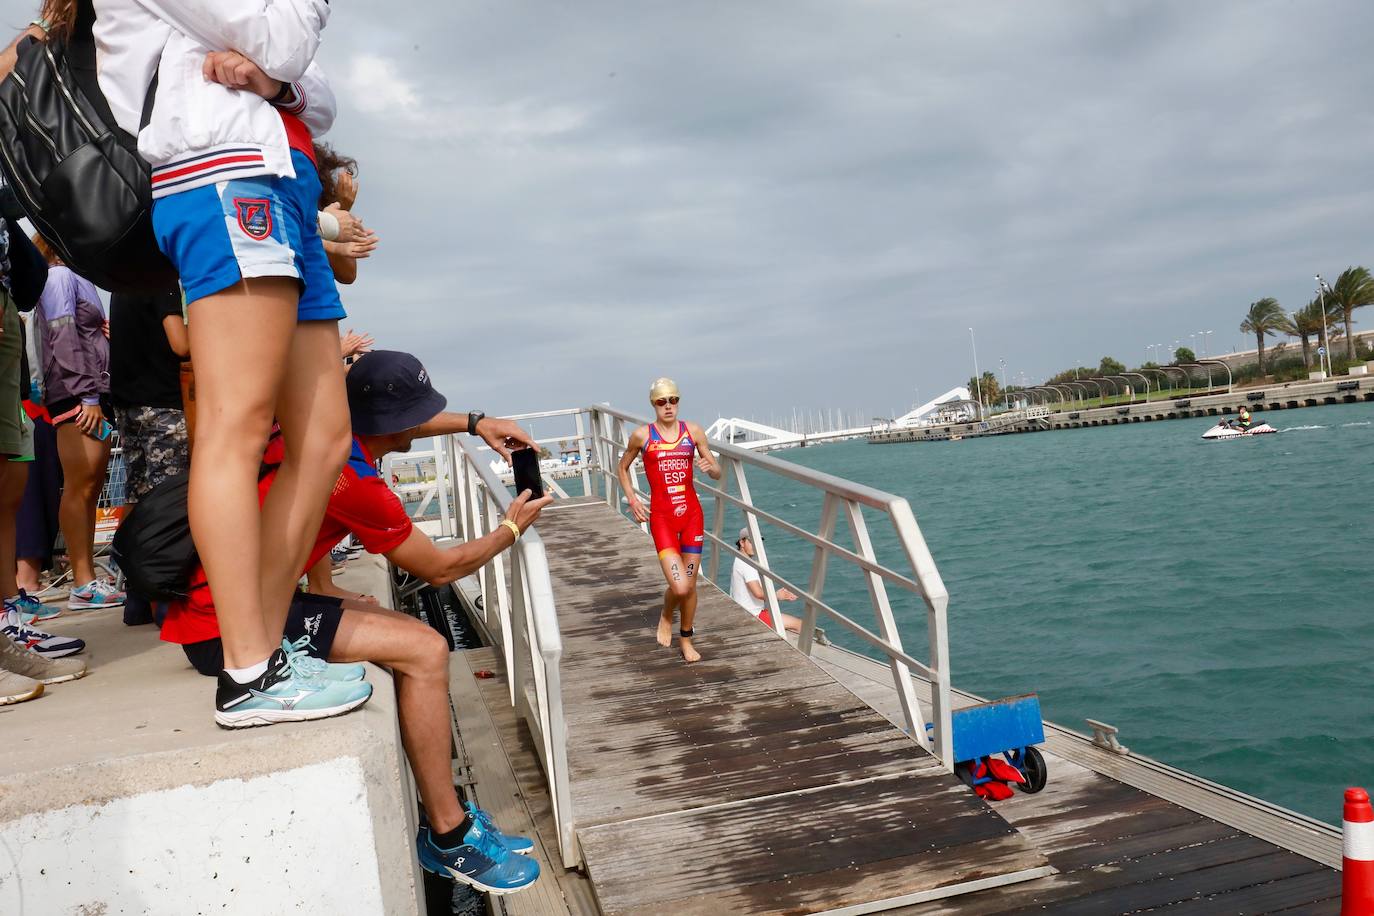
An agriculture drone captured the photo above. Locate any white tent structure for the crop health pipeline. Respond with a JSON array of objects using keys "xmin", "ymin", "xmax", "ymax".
[{"xmin": 892, "ymin": 386, "xmax": 978, "ymax": 426}]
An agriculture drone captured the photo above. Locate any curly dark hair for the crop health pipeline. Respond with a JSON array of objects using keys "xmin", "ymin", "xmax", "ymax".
[{"xmin": 313, "ymin": 142, "xmax": 358, "ymax": 208}]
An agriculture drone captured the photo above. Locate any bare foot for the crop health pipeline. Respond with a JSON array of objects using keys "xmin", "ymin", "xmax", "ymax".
[
  {"xmin": 656, "ymin": 614, "xmax": 673, "ymax": 648},
  {"xmin": 680, "ymin": 637, "xmax": 701, "ymax": 663}
]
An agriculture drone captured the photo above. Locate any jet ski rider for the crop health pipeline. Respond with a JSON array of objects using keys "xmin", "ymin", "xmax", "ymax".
[{"xmin": 1236, "ymin": 406, "xmax": 1252, "ymax": 430}]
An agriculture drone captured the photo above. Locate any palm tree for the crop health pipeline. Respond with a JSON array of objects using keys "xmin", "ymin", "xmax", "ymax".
[
  {"xmin": 1324, "ymin": 267, "xmax": 1374, "ymax": 360},
  {"xmin": 1239, "ymin": 297, "xmax": 1286, "ymax": 375},
  {"xmin": 1281, "ymin": 300, "xmax": 1325, "ymax": 369},
  {"xmin": 967, "ymin": 371, "xmax": 1000, "ymax": 413}
]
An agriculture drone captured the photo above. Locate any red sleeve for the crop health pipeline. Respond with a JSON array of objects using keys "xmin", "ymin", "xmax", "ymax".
[{"xmin": 325, "ymin": 473, "xmax": 413, "ymax": 555}]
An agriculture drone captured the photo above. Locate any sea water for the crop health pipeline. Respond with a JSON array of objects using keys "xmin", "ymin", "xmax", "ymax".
[{"xmin": 705, "ymin": 401, "xmax": 1373, "ymax": 825}]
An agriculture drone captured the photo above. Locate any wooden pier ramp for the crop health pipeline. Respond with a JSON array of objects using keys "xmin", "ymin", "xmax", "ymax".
[{"xmin": 534, "ymin": 500, "xmax": 1052, "ymax": 915}]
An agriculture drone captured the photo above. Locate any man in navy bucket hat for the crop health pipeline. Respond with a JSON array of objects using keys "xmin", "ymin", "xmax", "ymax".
[{"xmin": 161, "ymin": 349, "xmax": 553, "ymax": 895}]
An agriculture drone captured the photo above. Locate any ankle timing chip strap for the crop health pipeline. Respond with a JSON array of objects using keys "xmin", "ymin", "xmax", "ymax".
[{"xmin": 679, "ymin": 628, "xmax": 694, "ymax": 638}]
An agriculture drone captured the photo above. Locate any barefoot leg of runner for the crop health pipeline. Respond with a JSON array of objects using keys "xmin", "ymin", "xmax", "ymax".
[
  {"xmin": 678, "ymin": 551, "xmax": 701, "ymax": 663},
  {"xmin": 657, "ymin": 551, "xmax": 689, "ymax": 648}
]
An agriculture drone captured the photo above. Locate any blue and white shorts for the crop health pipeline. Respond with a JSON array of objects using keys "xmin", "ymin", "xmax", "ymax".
[{"xmin": 151, "ymin": 150, "xmax": 345, "ymax": 322}]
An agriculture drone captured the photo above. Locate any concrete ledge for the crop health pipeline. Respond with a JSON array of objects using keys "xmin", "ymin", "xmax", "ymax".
[{"xmin": 0, "ymin": 556, "xmax": 423, "ymax": 915}]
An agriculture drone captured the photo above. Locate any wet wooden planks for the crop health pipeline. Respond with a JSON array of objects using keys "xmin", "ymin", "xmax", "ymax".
[
  {"xmin": 537, "ymin": 502, "xmax": 1051, "ymax": 914},
  {"xmin": 805, "ymin": 667, "xmax": 1345, "ymax": 915}
]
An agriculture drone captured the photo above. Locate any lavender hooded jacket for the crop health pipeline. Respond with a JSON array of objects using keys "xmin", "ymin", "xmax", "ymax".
[{"xmin": 36, "ymin": 266, "xmax": 110, "ymax": 406}]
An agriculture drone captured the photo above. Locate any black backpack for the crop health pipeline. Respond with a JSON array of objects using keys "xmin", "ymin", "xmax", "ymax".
[
  {"xmin": 111, "ymin": 473, "xmax": 196, "ymax": 601},
  {"xmin": 0, "ymin": 30, "xmax": 175, "ymax": 294}
]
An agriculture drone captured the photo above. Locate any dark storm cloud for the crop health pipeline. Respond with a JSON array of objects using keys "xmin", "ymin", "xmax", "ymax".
[{"xmin": 315, "ymin": 1, "xmax": 1374, "ymax": 423}]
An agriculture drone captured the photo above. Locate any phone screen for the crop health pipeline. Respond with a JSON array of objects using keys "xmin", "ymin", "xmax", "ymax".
[{"xmin": 511, "ymin": 448, "xmax": 544, "ymax": 498}]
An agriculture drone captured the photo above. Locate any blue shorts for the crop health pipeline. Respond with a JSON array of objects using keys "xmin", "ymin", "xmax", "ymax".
[{"xmin": 151, "ymin": 149, "xmax": 345, "ymax": 322}]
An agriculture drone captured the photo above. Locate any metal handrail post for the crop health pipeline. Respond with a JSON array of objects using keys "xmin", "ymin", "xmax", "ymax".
[
  {"xmin": 732, "ymin": 461, "xmax": 782, "ymax": 635},
  {"xmin": 435, "ymin": 438, "xmax": 453, "ymax": 538},
  {"xmin": 843, "ymin": 501, "xmax": 929, "ymax": 749},
  {"xmin": 796, "ymin": 493, "xmax": 839, "ymax": 656},
  {"xmin": 889, "ymin": 499, "xmax": 953, "ymax": 769},
  {"xmin": 510, "ymin": 553, "xmax": 530, "ymax": 719},
  {"xmin": 601, "ymin": 408, "xmax": 619, "ymax": 502},
  {"xmin": 574, "ymin": 410, "xmax": 592, "ymax": 495},
  {"xmin": 707, "ymin": 467, "xmax": 726, "ymax": 583}
]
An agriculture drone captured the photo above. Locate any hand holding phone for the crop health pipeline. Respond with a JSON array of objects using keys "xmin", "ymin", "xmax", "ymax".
[{"xmin": 510, "ymin": 447, "xmax": 544, "ymax": 499}]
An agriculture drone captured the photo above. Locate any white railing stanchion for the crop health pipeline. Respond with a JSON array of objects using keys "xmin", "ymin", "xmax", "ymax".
[
  {"xmin": 707, "ymin": 466, "xmax": 726, "ymax": 583},
  {"xmin": 733, "ymin": 461, "xmax": 783, "ymax": 636},
  {"xmin": 574, "ymin": 411, "xmax": 592, "ymax": 495},
  {"xmin": 797, "ymin": 493, "xmax": 839, "ymax": 657},
  {"xmin": 890, "ymin": 499, "xmax": 954, "ymax": 769},
  {"xmin": 843, "ymin": 501, "xmax": 929, "ymax": 748}
]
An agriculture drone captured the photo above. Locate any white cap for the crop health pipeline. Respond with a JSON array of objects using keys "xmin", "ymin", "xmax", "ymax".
[{"xmin": 738, "ymin": 527, "xmax": 752, "ymax": 541}]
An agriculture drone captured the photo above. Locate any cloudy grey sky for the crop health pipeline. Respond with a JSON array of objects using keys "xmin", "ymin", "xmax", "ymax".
[{"xmin": 312, "ymin": 1, "xmax": 1374, "ymax": 425}]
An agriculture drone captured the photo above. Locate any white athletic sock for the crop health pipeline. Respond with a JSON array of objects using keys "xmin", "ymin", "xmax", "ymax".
[{"xmin": 225, "ymin": 656, "xmax": 272, "ymax": 685}]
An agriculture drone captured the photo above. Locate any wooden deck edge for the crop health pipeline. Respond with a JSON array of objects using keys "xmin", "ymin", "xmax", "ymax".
[
  {"xmin": 820, "ymin": 865, "xmax": 1059, "ymax": 916},
  {"xmin": 803, "ymin": 638, "xmax": 1343, "ymax": 869}
]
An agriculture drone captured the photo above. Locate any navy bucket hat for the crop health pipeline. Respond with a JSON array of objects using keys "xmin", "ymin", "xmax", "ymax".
[{"xmin": 345, "ymin": 350, "xmax": 448, "ymax": 436}]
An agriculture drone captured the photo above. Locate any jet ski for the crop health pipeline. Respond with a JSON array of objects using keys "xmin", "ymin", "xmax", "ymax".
[{"xmin": 1201, "ymin": 419, "xmax": 1277, "ymax": 440}]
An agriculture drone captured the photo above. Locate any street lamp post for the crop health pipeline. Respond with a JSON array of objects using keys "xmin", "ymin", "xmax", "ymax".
[
  {"xmin": 1316, "ymin": 275, "xmax": 1333, "ymax": 377},
  {"xmin": 999, "ymin": 358, "xmax": 1009, "ymax": 410},
  {"xmin": 1199, "ymin": 330, "xmax": 1213, "ymax": 357},
  {"xmin": 968, "ymin": 328, "xmax": 984, "ymax": 418}
]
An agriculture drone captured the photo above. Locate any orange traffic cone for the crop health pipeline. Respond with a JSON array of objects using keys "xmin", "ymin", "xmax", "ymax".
[{"xmin": 1343, "ymin": 788, "xmax": 1374, "ymax": 915}]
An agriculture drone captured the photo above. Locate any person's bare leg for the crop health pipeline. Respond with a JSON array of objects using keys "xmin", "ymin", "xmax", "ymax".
[
  {"xmin": 16, "ymin": 557, "xmax": 40, "ymax": 593},
  {"xmin": 328, "ymin": 604, "xmax": 461, "ymax": 831},
  {"xmin": 0, "ymin": 458, "xmax": 27, "ymax": 597},
  {"xmin": 187, "ymin": 278, "xmax": 298, "ymax": 669},
  {"xmin": 54, "ymin": 425, "xmax": 107, "ymax": 585},
  {"xmin": 656, "ymin": 551, "xmax": 689, "ymax": 647},
  {"xmin": 259, "ymin": 320, "xmax": 351, "ymax": 641},
  {"xmin": 678, "ymin": 554, "xmax": 701, "ymax": 663},
  {"xmin": 658, "ymin": 587, "xmax": 679, "ymax": 647}
]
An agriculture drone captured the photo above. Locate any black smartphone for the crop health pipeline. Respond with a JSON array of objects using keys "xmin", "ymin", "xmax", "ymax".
[{"xmin": 511, "ymin": 448, "xmax": 544, "ymax": 498}]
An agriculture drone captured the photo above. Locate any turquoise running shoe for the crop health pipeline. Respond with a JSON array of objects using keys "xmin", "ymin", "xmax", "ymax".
[
  {"xmin": 281, "ymin": 636, "xmax": 366, "ymax": 683},
  {"xmin": 416, "ymin": 818, "xmax": 539, "ymax": 895},
  {"xmin": 214, "ymin": 646, "xmax": 371, "ymax": 729},
  {"xmin": 14, "ymin": 590, "xmax": 61, "ymax": 623},
  {"xmin": 464, "ymin": 802, "xmax": 535, "ymax": 855}
]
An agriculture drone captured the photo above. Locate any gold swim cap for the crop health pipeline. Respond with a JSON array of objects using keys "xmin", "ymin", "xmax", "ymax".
[{"xmin": 649, "ymin": 377, "xmax": 680, "ymax": 402}]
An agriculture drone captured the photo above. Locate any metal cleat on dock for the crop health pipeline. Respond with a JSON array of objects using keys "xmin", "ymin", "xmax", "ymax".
[{"xmin": 1086, "ymin": 718, "xmax": 1129, "ymax": 754}]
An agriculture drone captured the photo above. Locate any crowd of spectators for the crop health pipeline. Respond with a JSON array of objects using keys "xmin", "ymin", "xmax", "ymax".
[{"xmin": 0, "ymin": 0, "xmax": 554, "ymax": 896}]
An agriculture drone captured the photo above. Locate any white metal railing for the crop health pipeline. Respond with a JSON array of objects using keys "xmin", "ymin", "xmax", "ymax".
[
  {"xmin": 584, "ymin": 404, "xmax": 955, "ymax": 769},
  {"xmin": 421, "ymin": 432, "xmax": 575, "ymax": 866}
]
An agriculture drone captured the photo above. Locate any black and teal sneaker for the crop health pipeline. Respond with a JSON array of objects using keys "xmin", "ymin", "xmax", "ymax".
[{"xmin": 416, "ymin": 817, "xmax": 539, "ymax": 895}]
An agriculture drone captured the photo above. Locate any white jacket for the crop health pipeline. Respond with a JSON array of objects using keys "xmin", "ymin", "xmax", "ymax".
[{"xmin": 92, "ymin": 0, "xmax": 335, "ymax": 198}]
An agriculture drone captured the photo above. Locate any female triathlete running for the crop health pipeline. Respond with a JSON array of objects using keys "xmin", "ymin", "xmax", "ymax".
[{"xmin": 617, "ymin": 378, "xmax": 721, "ymax": 662}]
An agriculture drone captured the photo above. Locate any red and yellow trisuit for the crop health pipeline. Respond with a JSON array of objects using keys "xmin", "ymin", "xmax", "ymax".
[{"xmin": 641, "ymin": 421, "xmax": 704, "ymax": 560}]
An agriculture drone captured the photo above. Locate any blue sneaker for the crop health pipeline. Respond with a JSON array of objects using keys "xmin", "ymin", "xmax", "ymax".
[
  {"xmin": 416, "ymin": 817, "xmax": 540, "ymax": 895},
  {"xmin": 464, "ymin": 802, "xmax": 535, "ymax": 855},
  {"xmin": 13, "ymin": 590, "xmax": 61, "ymax": 623},
  {"xmin": 214, "ymin": 646, "xmax": 372, "ymax": 729},
  {"xmin": 281, "ymin": 636, "xmax": 366, "ymax": 683}
]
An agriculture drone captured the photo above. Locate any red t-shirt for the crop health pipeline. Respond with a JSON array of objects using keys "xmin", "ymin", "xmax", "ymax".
[
  {"xmin": 160, "ymin": 437, "xmax": 412, "ymax": 645},
  {"xmin": 279, "ymin": 110, "xmax": 317, "ymax": 165}
]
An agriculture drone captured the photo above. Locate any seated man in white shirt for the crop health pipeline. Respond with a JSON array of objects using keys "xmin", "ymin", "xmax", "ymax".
[{"xmin": 729, "ymin": 527, "xmax": 803, "ymax": 633}]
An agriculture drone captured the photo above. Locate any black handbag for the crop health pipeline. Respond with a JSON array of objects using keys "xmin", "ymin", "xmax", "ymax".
[
  {"xmin": 0, "ymin": 32, "xmax": 175, "ymax": 294},
  {"xmin": 111, "ymin": 473, "xmax": 196, "ymax": 601}
]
